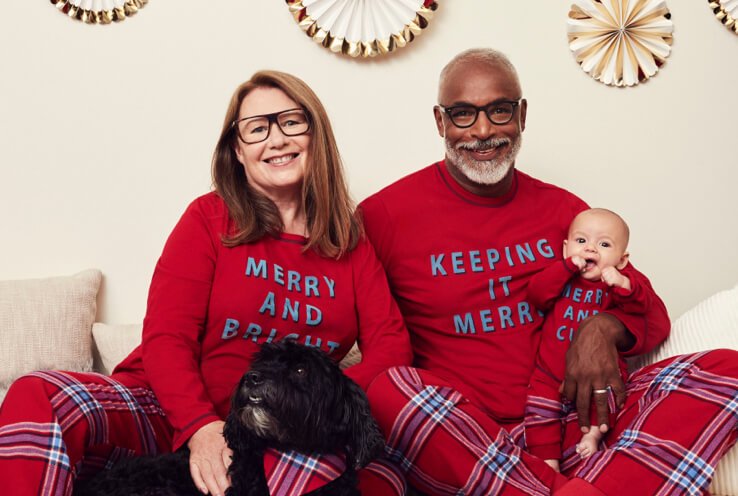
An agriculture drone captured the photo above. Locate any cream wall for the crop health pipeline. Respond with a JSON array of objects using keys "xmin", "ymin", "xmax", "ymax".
[{"xmin": 1, "ymin": 1, "xmax": 736, "ymax": 324}]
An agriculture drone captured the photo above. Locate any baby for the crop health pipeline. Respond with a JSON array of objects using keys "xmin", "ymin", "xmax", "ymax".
[{"xmin": 524, "ymin": 208, "xmax": 651, "ymax": 472}]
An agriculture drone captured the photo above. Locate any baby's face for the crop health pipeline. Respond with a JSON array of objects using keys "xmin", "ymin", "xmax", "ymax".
[{"xmin": 563, "ymin": 210, "xmax": 629, "ymax": 281}]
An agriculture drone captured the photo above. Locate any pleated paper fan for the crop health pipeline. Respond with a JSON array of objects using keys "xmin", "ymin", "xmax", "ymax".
[
  {"xmin": 287, "ymin": 0, "xmax": 438, "ymax": 58},
  {"xmin": 50, "ymin": 0, "xmax": 148, "ymax": 25},
  {"xmin": 567, "ymin": 0, "xmax": 674, "ymax": 87},
  {"xmin": 709, "ymin": 0, "xmax": 738, "ymax": 34}
]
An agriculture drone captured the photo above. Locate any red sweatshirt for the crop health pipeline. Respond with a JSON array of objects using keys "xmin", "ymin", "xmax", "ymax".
[
  {"xmin": 359, "ymin": 161, "xmax": 670, "ymax": 425},
  {"xmin": 524, "ymin": 258, "xmax": 654, "ymax": 459},
  {"xmin": 114, "ymin": 192, "xmax": 412, "ymax": 450}
]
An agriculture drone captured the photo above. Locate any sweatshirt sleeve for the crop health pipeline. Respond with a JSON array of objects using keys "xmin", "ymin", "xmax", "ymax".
[
  {"xmin": 527, "ymin": 258, "xmax": 579, "ymax": 312},
  {"xmin": 342, "ymin": 237, "xmax": 413, "ymax": 390},
  {"xmin": 141, "ymin": 197, "xmax": 222, "ymax": 450},
  {"xmin": 357, "ymin": 196, "xmax": 394, "ymax": 269},
  {"xmin": 603, "ymin": 263, "xmax": 670, "ymax": 357},
  {"xmin": 609, "ymin": 270, "xmax": 648, "ymax": 314}
]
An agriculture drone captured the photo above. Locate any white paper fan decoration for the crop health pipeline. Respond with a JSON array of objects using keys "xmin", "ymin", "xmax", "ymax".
[
  {"xmin": 567, "ymin": 0, "xmax": 674, "ymax": 87},
  {"xmin": 287, "ymin": 0, "xmax": 438, "ymax": 58},
  {"xmin": 709, "ymin": 0, "xmax": 738, "ymax": 34},
  {"xmin": 50, "ymin": 0, "xmax": 148, "ymax": 24}
]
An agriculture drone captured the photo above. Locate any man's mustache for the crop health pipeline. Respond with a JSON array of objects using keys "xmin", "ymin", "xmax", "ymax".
[{"xmin": 456, "ymin": 137, "xmax": 511, "ymax": 151}]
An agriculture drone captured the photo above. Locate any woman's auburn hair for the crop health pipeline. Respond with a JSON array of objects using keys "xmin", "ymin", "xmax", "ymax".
[{"xmin": 212, "ymin": 70, "xmax": 361, "ymax": 259}]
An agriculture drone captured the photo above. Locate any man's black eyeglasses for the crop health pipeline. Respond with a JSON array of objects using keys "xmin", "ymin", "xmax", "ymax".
[
  {"xmin": 438, "ymin": 100, "xmax": 521, "ymax": 128},
  {"xmin": 232, "ymin": 108, "xmax": 311, "ymax": 144}
]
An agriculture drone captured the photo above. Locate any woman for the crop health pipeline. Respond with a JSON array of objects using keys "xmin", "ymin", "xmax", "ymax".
[{"xmin": 0, "ymin": 71, "xmax": 411, "ymax": 495}]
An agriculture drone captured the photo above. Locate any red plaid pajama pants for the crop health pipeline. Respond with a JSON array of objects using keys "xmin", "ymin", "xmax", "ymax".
[
  {"xmin": 0, "ymin": 371, "xmax": 172, "ymax": 496},
  {"xmin": 363, "ymin": 349, "xmax": 738, "ymax": 496},
  {"xmin": 0, "ymin": 371, "xmax": 405, "ymax": 496}
]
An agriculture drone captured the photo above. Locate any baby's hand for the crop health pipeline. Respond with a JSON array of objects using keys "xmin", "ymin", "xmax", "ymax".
[
  {"xmin": 601, "ymin": 266, "xmax": 631, "ymax": 291},
  {"xmin": 571, "ymin": 255, "xmax": 587, "ymax": 271}
]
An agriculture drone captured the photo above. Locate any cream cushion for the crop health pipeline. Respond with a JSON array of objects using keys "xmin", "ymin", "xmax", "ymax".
[
  {"xmin": 0, "ymin": 269, "xmax": 102, "ymax": 402},
  {"xmin": 632, "ymin": 283, "xmax": 738, "ymax": 496},
  {"xmin": 91, "ymin": 323, "xmax": 142, "ymax": 375}
]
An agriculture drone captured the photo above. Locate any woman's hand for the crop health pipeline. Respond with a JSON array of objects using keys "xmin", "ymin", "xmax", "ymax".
[{"xmin": 187, "ymin": 420, "xmax": 233, "ymax": 496}]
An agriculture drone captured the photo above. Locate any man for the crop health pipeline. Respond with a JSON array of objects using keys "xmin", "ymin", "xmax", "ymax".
[{"xmin": 360, "ymin": 48, "xmax": 738, "ymax": 495}]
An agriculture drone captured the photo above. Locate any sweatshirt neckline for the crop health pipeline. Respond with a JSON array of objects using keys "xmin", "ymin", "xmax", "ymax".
[
  {"xmin": 274, "ymin": 232, "xmax": 308, "ymax": 245},
  {"xmin": 436, "ymin": 160, "xmax": 519, "ymax": 207}
]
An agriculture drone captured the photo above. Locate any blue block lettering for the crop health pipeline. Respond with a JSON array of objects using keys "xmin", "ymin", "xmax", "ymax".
[
  {"xmin": 480, "ymin": 309, "xmax": 495, "ymax": 332},
  {"xmin": 469, "ymin": 250, "xmax": 483, "ymax": 272},
  {"xmin": 282, "ymin": 298, "xmax": 299, "ymax": 323},
  {"xmin": 516, "ymin": 243, "xmax": 536, "ymax": 264},
  {"xmin": 430, "ymin": 254, "xmax": 447, "ymax": 276},
  {"xmin": 499, "ymin": 306, "xmax": 513, "ymax": 329},
  {"xmin": 323, "ymin": 276, "xmax": 336, "ymax": 298},
  {"xmin": 451, "ymin": 252, "xmax": 465, "ymax": 274},
  {"xmin": 244, "ymin": 323, "xmax": 262, "ymax": 343},
  {"xmin": 537, "ymin": 239, "xmax": 555, "ymax": 259},
  {"xmin": 305, "ymin": 276, "xmax": 319, "ymax": 297},
  {"xmin": 306, "ymin": 305, "xmax": 322, "ymax": 326},
  {"xmin": 259, "ymin": 292, "xmax": 276, "ymax": 316},
  {"xmin": 222, "ymin": 319, "xmax": 240, "ymax": 339},
  {"xmin": 453, "ymin": 313, "xmax": 476, "ymax": 334},
  {"xmin": 287, "ymin": 271, "xmax": 301, "ymax": 292},
  {"xmin": 486, "ymin": 249, "xmax": 500, "ymax": 270},
  {"xmin": 245, "ymin": 257, "xmax": 267, "ymax": 278},
  {"xmin": 274, "ymin": 264, "xmax": 285, "ymax": 286}
]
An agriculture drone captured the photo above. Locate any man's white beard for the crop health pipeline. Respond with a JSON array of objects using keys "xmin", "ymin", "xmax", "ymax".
[{"xmin": 445, "ymin": 135, "xmax": 522, "ymax": 185}]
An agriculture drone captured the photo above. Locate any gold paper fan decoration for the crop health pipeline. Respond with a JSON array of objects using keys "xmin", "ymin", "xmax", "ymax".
[
  {"xmin": 50, "ymin": 0, "xmax": 148, "ymax": 25},
  {"xmin": 709, "ymin": 0, "xmax": 738, "ymax": 34},
  {"xmin": 567, "ymin": 0, "xmax": 674, "ymax": 87},
  {"xmin": 286, "ymin": 0, "xmax": 438, "ymax": 58}
]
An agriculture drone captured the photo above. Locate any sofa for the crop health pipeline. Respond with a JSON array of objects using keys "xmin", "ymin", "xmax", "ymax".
[{"xmin": 1, "ymin": 269, "xmax": 736, "ymax": 494}]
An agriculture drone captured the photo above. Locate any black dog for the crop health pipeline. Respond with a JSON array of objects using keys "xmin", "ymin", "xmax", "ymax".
[{"xmin": 74, "ymin": 341, "xmax": 385, "ymax": 495}]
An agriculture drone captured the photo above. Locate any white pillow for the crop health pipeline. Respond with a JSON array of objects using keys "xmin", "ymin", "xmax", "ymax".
[
  {"xmin": 633, "ymin": 283, "xmax": 738, "ymax": 496},
  {"xmin": 0, "ymin": 269, "xmax": 102, "ymax": 402},
  {"xmin": 91, "ymin": 322, "xmax": 143, "ymax": 375}
]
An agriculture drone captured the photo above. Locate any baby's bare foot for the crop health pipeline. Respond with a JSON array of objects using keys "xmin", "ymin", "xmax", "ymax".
[{"xmin": 576, "ymin": 429, "xmax": 602, "ymax": 458}]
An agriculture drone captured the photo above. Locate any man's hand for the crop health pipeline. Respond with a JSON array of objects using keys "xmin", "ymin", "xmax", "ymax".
[
  {"xmin": 187, "ymin": 420, "xmax": 232, "ymax": 496},
  {"xmin": 562, "ymin": 313, "xmax": 633, "ymax": 431},
  {"xmin": 601, "ymin": 266, "xmax": 631, "ymax": 291}
]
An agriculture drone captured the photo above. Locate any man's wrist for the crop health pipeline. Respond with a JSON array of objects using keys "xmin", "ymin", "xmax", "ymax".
[{"xmin": 596, "ymin": 313, "xmax": 634, "ymax": 351}]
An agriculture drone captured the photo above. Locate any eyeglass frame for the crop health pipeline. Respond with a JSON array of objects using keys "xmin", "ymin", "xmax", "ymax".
[
  {"xmin": 437, "ymin": 99, "xmax": 522, "ymax": 129},
  {"xmin": 231, "ymin": 107, "xmax": 312, "ymax": 144}
]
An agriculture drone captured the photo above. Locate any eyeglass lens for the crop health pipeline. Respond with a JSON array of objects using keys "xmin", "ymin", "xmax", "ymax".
[
  {"xmin": 448, "ymin": 102, "xmax": 516, "ymax": 127},
  {"xmin": 237, "ymin": 109, "xmax": 309, "ymax": 144}
]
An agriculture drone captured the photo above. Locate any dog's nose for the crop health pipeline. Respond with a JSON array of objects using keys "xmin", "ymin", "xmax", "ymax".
[{"xmin": 246, "ymin": 371, "xmax": 263, "ymax": 385}]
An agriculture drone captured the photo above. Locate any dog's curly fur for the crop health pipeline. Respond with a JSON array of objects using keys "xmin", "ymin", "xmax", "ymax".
[{"xmin": 74, "ymin": 341, "xmax": 385, "ymax": 496}]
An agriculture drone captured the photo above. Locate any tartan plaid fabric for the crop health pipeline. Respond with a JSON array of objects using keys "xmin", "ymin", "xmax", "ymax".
[
  {"xmin": 262, "ymin": 447, "xmax": 409, "ymax": 495},
  {"xmin": 0, "ymin": 370, "xmax": 171, "ymax": 496},
  {"xmin": 368, "ymin": 350, "xmax": 738, "ymax": 496},
  {"xmin": 374, "ymin": 366, "xmax": 558, "ymax": 496},
  {"xmin": 573, "ymin": 350, "xmax": 738, "ymax": 495},
  {"xmin": 263, "ymin": 448, "xmax": 346, "ymax": 495},
  {"xmin": 361, "ymin": 456, "xmax": 408, "ymax": 495},
  {"xmin": 1, "ymin": 371, "xmax": 404, "ymax": 496},
  {"xmin": 526, "ymin": 379, "xmax": 620, "ymax": 462}
]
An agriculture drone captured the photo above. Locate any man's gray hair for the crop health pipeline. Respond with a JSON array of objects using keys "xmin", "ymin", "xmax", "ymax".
[{"xmin": 439, "ymin": 48, "xmax": 521, "ymax": 98}]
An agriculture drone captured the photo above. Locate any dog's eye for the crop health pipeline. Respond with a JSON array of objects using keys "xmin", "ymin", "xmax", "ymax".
[{"xmin": 294, "ymin": 367, "xmax": 307, "ymax": 377}]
